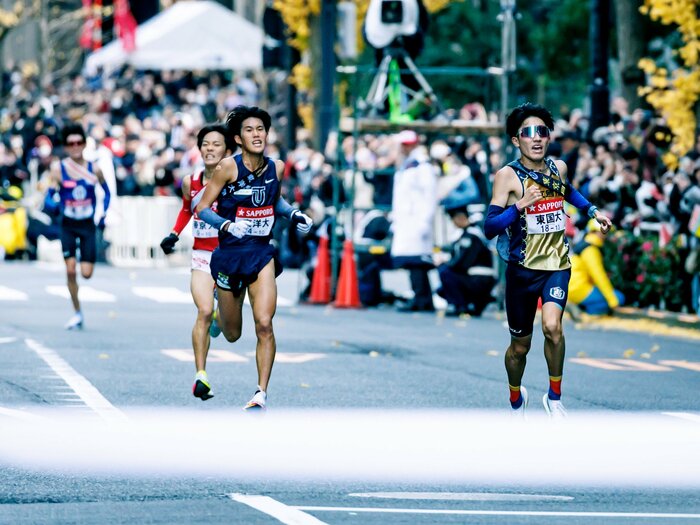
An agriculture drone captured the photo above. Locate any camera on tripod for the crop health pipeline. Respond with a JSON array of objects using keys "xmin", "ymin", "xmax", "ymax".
[{"xmin": 364, "ymin": 0, "xmax": 421, "ymax": 50}]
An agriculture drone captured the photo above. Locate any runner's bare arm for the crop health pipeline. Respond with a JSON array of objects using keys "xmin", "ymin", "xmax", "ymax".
[{"xmin": 195, "ymin": 157, "xmax": 237, "ymax": 230}]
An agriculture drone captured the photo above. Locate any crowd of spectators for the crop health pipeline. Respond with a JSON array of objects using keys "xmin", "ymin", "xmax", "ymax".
[{"xmin": 1, "ymin": 63, "xmax": 698, "ymax": 313}]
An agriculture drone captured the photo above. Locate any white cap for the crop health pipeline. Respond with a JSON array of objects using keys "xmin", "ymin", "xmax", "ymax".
[{"xmin": 396, "ymin": 130, "xmax": 419, "ymax": 145}]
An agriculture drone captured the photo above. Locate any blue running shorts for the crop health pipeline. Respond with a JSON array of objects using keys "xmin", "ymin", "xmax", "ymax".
[
  {"xmin": 210, "ymin": 243, "xmax": 281, "ymax": 294},
  {"xmin": 505, "ymin": 264, "xmax": 571, "ymax": 338}
]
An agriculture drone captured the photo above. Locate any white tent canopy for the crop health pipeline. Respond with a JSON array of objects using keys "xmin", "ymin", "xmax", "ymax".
[{"xmin": 84, "ymin": 1, "xmax": 262, "ymax": 74}]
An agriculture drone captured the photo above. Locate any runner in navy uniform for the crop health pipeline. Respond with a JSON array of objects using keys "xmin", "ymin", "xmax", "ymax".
[
  {"xmin": 195, "ymin": 106, "xmax": 312, "ymax": 410},
  {"xmin": 47, "ymin": 124, "xmax": 111, "ymax": 330},
  {"xmin": 484, "ymin": 103, "xmax": 611, "ymax": 418}
]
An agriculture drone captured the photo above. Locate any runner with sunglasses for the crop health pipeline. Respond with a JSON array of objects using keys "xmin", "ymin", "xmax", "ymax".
[
  {"xmin": 45, "ymin": 124, "xmax": 111, "ymax": 330},
  {"xmin": 483, "ymin": 103, "xmax": 611, "ymax": 419}
]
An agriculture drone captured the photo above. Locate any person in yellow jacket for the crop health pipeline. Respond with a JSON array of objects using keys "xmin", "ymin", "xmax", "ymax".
[{"xmin": 569, "ymin": 220, "xmax": 625, "ymax": 315}]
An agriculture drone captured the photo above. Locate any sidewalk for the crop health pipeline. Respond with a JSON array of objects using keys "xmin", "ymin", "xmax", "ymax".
[{"xmin": 570, "ymin": 306, "xmax": 700, "ymax": 341}]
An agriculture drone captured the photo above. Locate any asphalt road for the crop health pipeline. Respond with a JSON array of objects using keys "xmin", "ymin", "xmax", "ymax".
[{"xmin": 1, "ymin": 261, "xmax": 699, "ymax": 525}]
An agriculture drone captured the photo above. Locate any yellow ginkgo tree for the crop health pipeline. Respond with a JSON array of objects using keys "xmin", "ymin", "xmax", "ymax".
[{"xmin": 638, "ymin": 0, "xmax": 700, "ymax": 169}]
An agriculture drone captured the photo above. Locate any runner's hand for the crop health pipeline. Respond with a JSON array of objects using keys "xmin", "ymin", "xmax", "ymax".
[
  {"xmin": 291, "ymin": 210, "xmax": 313, "ymax": 234},
  {"xmin": 517, "ymin": 185, "xmax": 543, "ymax": 210},
  {"xmin": 225, "ymin": 220, "xmax": 252, "ymax": 239},
  {"xmin": 160, "ymin": 233, "xmax": 179, "ymax": 254}
]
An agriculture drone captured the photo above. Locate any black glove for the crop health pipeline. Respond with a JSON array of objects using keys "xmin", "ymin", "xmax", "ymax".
[{"xmin": 160, "ymin": 233, "xmax": 179, "ymax": 255}]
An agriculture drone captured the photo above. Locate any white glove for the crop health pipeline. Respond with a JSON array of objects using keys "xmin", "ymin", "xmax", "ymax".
[
  {"xmin": 224, "ymin": 219, "xmax": 251, "ymax": 238},
  {"xmin": 292, "ymin": 210, "xmax": 313, "ymax": 234}
]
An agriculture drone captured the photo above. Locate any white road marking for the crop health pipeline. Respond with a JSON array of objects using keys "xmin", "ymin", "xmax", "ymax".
[
  {"xmin": 294, "ymin": 506, "xmax": 700, "ymax": 519},
  {"xmin": 132, "ymin": 286, "xmax": 191, "ymax": 303},
  {"xmin": 230, "ymin": 494, "xmax": 328, "ymax": 524},
  {"xmin": 24, "ymin": 339, "xmax": 126, "ymax": 423},
  {"xmin": 245, "ymin": 352, "xmax": 326, "ymax": 364},
  {"xmin": 160, "ymin": 349, "xmax": 249, "ymax": 363},
  {"xmin": 46, "ymin": 285, "xmax": 116, "ymax": 302},
  {"xmin": 0, "ymin": 286, "xmax": 28, "ymax": 301},
  {"xmin": 161, "ymin": 349, "xmax": 325, "ymax": 364},
  {"xmin": 349, "ymin": 492, "xmax": 574, "ymax": 502},
  {"xmin": 659, "ymin": 360, "xmax": 700, "ymax": 372},
  {"xmin": 569, "ymin": 357, "xmax": 674, "ymax": 371},
  {"xmin": 663, "ymin": 412, "xmax": 700, "ymax": 424},
  {"xmin": 0, "ymin": 336, "xmax": 18, "ymax": 344}
]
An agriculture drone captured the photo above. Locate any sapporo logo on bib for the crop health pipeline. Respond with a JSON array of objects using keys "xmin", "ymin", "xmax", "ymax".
[
  {"xmin": 236, "ymin": 205, "xmax": 274, "ymax": 236},
  {"xmin": 526, "ymin": 197, "xmax": 565, "ymax": 234}
]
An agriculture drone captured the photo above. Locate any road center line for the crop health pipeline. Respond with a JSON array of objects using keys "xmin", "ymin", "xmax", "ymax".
[
  {"xmin": 295, "ymin": 506, "xmax": 700, "ymax": 519},
  {"xmin": 230, "ymin": 494, "xmax": 328, "ymax": 525},
  {"xmin": 349, "ymin": 492, "xmax": 574, "ymax": 502},
  {"xmin": 24, "ymin": 339, "xmax": 126, "ymax": 423}
]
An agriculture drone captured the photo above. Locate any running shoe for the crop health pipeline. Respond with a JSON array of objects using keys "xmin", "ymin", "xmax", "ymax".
[
  {"xmin": 209, "ymin": 310, "xmax": 221, "ymax": 338},
  {"xmin": 243, "ymin": 389, "xmax": 267, "ymax": 411},
  {"xmin": 543, "ymin": 394, "xmax": 567, "ymax": 419},
  {"xmin": 192, "ymin": 371, "xmax": 214, "ymax": 401},
  {"xmin": 64, "ymin": 312, "xmax": 83, "ymax": 330},
  {"xmin": 511, "ymin": 385, "xmax": 528, "ymax": 419}
]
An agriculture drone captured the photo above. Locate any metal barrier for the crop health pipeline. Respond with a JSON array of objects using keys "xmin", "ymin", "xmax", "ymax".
[{"xmin": 106, "ymin": 196, "xmax": 192, "ymax": 267}]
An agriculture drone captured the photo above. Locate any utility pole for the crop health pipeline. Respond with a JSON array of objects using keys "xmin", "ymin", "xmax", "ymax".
[
  {"xmin": 318, "ymin": 0, "xmax": 336, "ymax": 153},
  {"xmin": 589, "ymin": 0, "xmax": 610, "ymax": 136},
  {"xmin": 498, "ymin": 0, "xmax": 517, "ymax": 122}
]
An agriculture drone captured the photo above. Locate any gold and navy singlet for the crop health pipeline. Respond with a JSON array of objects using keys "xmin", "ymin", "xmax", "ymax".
[{"xmin": 505, "ymin": 159, "xmax": 570, "ymax": 271}]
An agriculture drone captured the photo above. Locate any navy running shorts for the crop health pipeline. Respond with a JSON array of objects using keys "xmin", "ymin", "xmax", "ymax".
[
  {"xmin": 210, "ymin": 243, "xmax": 282, "ymax": 294},
  {"xmin": 60, "ymin": 218, "xmax": 97, "ymax": 263},
  {"xmin": 505, "ymin": 264, "xmax": 571, "ymax": 338}
]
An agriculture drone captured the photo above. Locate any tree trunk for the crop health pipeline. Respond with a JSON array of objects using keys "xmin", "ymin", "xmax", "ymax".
[{"xmin": 614, "ymin": 0, "xmax": 646, "ymax": 111}]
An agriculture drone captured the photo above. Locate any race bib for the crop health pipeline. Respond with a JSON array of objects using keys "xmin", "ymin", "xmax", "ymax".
[
  {"xmin": 525, "ymin": 197, "xmax": 565, "ymax": 235},
  {"xmin": 64, "ymin": 201, "xmax": 94, "ymax": 220},
  {"xmin": 236, "ymin": 205, "xmax": 274, "ymax": 236},
  {"xmin": 192, "ymin": 218, "xmax": 218, "ymax": 238}
]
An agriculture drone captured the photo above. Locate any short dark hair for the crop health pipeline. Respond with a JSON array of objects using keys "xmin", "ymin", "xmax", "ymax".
[
  {"xmin": 197, "ymin": 123, "xmax": 233, "ymax": 151},
  {"xmin": 505, "ymin": 103, "xmax": 555, "ymax": 138},
  {"xmin": 225, "ymin": 105, "xmax": 272, "ymax": 139},
  {"xmin": 61, "ymin": 123, "xmax": 86, "ymax": 145}
]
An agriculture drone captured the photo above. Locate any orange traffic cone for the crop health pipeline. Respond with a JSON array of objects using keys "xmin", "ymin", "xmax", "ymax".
[
  {"xmin": 308, "ymin": 236, "xmax": 331, "ymax": 304},
  {"xmin": 334, "ymin": 239, "xmax": 362, "ymax": 308}
]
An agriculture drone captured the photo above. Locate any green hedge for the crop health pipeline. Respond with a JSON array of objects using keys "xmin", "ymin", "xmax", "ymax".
[{"xmin": 601, "ymin": 230, "xmax": 685, "ymax": 311}]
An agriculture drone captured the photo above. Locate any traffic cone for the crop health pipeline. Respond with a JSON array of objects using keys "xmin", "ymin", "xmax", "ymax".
[
  {"xmin": 308, "ymin": 236, "xmax": 331, "ymax": 304},
  {"xmin": 334, "ymin": 239, "xmax": 362, "ymax": 308}
]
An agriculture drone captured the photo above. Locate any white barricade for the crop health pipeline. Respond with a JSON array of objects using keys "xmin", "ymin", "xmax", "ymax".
[{"xmin": 106, "ymin": 196, "xmax": 193, "ymax": 267}]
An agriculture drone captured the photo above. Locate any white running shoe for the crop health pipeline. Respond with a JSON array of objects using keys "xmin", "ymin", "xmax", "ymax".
[
  {"xmin": 243, "ymin": 389, "xmax": 267, "ymax": 411},
  {"xmin": 543, "ymin": 394, "xmax": 568, "ymax": 419},
  {"xmin": 64, "ymin": 312, "xmax": 83, "ymax": 330},
  {"xmin": 511, "ymin": 385, "xmax": 528, "ymax": 419}
]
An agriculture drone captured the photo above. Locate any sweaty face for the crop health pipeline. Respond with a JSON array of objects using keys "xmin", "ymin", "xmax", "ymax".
[
  {"xmin": 199, "ymin": 131, "xmax": 228, "ymax": 168},
  {"xmin": 512, "ymin": 116, "xmax": 550, "ymax": 164},
  {"xmin": 236, "ymin": 117, "xmax": 267, "ymax": 155}
]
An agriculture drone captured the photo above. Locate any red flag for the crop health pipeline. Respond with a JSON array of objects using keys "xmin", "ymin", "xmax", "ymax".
[
  {"xmin": 79, "ymin": 0, "xmax": 94, "ymax": 49},
  {"xmin": 114, "ymin": 0, "xmax": 137, "ymax": 52}
]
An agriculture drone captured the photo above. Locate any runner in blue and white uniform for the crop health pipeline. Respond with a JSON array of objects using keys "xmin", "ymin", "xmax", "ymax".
[
  {"xmin": 195, "ymin": 106, "xmax": 312, "ymax": 410},
  {"xmin": 47, "ymin": 124, "xmax": 111, "ymax": 330}
]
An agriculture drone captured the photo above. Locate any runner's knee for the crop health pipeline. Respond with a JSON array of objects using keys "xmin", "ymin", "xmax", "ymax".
[
  {"xmin": 222, "ymin": 327, "xmax": 242, "ymax": 343},
  {"xmin": 542, "ymin": 318, "xmax": 563, "ymax": 343},
  {"xmin": 254, "ymin": 318, "xmax": 274, "ymax": 340}
]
